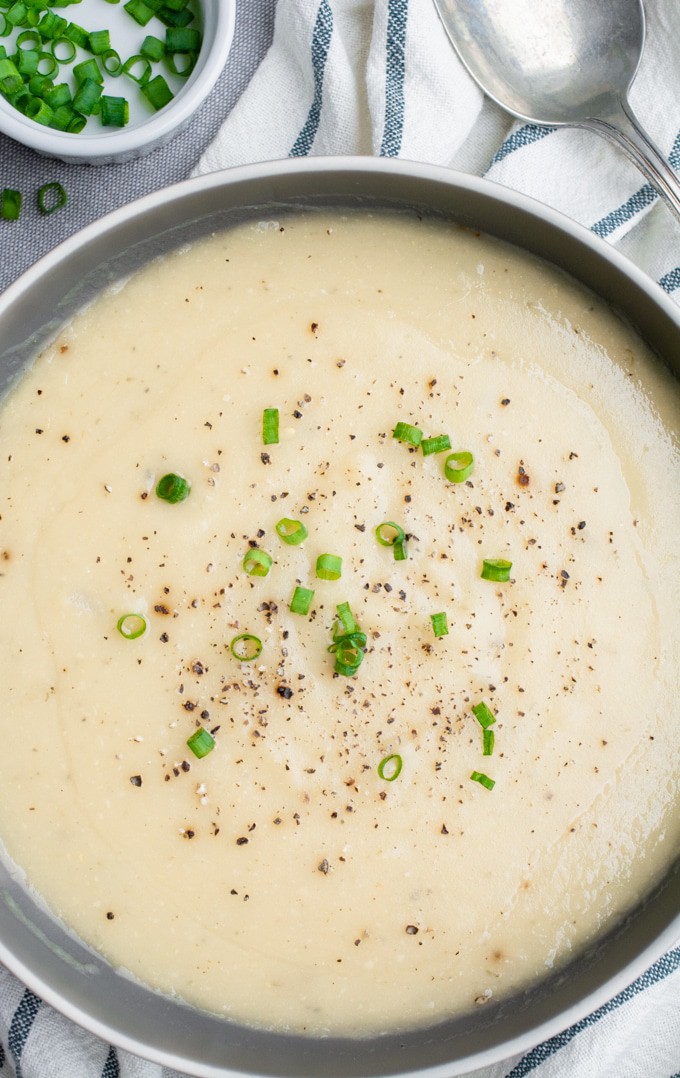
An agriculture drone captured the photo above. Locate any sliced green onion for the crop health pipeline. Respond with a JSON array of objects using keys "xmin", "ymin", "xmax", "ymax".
[
  {"xmin": 37, "ymin": 181, "xmax": 67, "ymax": 215},
  {"xmin": 124, "ymin": 0, "xmax": 156, "ymax": 25},
  {"xmin": 242, "ymin": 548, "xmax": 272, "ymax": 577},
  {"xmin": 140, "ymin": 33, "xmax": 165, "ymax": 61},
  {"xmin": 99, "ymin": 94, "xmax": 128, "ymax": 126},
  {"xmin": 73, "ymin": 57, "xmax": 102, "ymax": 83},
  {"xmin": 290, "ymin": 585, "xmax": 314, "ymax": 615},
  {"xmin": 64, "ymin": 21, "xmax": 90, "ymax": 49},
  {"xmin": 481, "ymin": 558, "xmax": 512, "ymax": 582},
  {"xmin": 101, "ymin": 49, "xmax": 122, "ymax": 75},
  {"xmin": 316, "ymin": 553, "xmax": 342, "ymax": 581},
  {"xmin": 421, "ymin": 434, "xmax": 451, "ymax": 457},
  {"xmin": 483, "ymin": 728, "xmax": 495, "ymax": 756},
  {"xmin": 44, "ymin": 82, "xmax": 72, "ymax": 108},
  {"xmin": 155, "ymin": 472, "xmax": 190, "ymax": 503},
  {"xmin": 187, "ymin": 727, "xmax": 215, "ymax": 759},
  {"xmin": 392, "ymin": 539, "xmax": 408, "ymax": 561},
  {"xmin": 164, "ymin": 48, "xmax": 195, "ymax": 76},
  {"xmin": 52, "ymin": 104, "xmax": 84, "ymax": 131},
  {"xmin": 25, "ymin": 95, "xmax": 53, "ymax": 123},
  {"xmin": 88, "ymin": 28, "xmax": 111, "ymax": 54},
  {"xmin": 0, "ymin": 56, "xmax": 22, "ymax": 93},
  {"xmin": 392, "ymin": 421, "xmax": 422, "ymax": 447},
  {"xmin": 49, "ymin": 36, "xmax": 76, "ymax": 62},
  {"xmin": 157, "ymin": 6, "xmax": 193, "ymax": 27},
  {"xmin": 431, "ymin": 612, "xmax": 448, "ymax": 638},
  {"xmin": 378, "ymin": 753, "xmax": 402, "ymax": 781},
  {"xmin": 275, "ymin": 517, "xmax": 308, "ymax": 545},
  {"xmin": 141, "ymin": 71, "xmax": 172, "ymax": 109},
  {"xmin": 262, "ymin": 406, "xmax": 279, "ymax": 446},
  {"xmin": 375, "ymin": 520, "xmax": 405, "ymax": 547},
  {"xmin": 16, "ymin": 48, "xmax": 38, "ymax": 76},
  {"xmin": 5, "ymin": 2, "xmax": 28, "ymax": 28},
  {"xmin": 471, "ymin": 701, "xmax": 496, "ymax": 729},
  {"xmin": 36, "ymin": 10, "xmax": 67, "ymax": 39},
  {"xmin": 36, "ymin": 52, "xmax": 58, "ymax": 77},
  {"xmin": 444, "ymin": 450, "xmax": 474, "ymax": 483},
  {"xmin": 15, "ymin": 29, "xmax": 40, "ymax": 49},
  {"xmin": 329, "ymin": 631, "xmax": 366, "ymax": 676},
  {"xmin": 470, "ymin": 770, "xmax": 495, "ymax": 791},
  {"xmin": 116, "ymin": 613, "xmax": 147, "ymax": 639},
  {"xmin": 165, "ymin": 25, "xmax": 199, "ymax": 51},
  {"xmin": 335, "ymin": 601, "xmax": 357, "ymax": 635},
  {"xmin": 229, "ymin": 633, "xmax": 262, "ymax": 662},
  {"xmin": 122, "ymin": 52, "xmax": 151, "ymax": 85}
]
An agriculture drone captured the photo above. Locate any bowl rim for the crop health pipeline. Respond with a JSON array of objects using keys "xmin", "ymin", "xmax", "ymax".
[
  {"xmin": 0, "ymin": 0, "xmax": 235, "ymax": 158},
  {"xmin": 0, "ymin": 155, "xmax": 678, "ymax": 1078}
]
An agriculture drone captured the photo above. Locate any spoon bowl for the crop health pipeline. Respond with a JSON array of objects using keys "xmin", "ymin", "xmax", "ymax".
[{"xmin": 433, "ymin": 0, "xmax": 680, "ymax": 221}]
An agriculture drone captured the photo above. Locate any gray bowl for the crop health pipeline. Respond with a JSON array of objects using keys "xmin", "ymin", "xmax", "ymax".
[{"xmin": 0, "ymin": 158, "xmax": 678, "ymax": 1078}]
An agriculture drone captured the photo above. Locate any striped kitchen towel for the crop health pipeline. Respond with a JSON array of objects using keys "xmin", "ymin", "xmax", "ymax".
[{"xmin": 193, "ymin": 0, "xmax": 680, "ymax": 304}]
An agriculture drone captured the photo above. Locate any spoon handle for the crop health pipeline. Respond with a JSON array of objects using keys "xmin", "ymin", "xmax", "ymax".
[{"xmin": 582, "ymin": 97, "xmax": 680, "ymax": 226}]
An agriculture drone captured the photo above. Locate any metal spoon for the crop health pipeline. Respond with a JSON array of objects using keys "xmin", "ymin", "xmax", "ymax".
[{"xmin": 433, "ymin": 0, "xmax": 680, "ymax": 223}]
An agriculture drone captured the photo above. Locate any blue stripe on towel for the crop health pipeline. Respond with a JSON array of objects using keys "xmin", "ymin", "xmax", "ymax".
[
  {"xmin": 488, "ymin": 123, "xmax": 554, "ymax": 168},
  {"xmin": 379, "ymin": 0, "xmax": 409, "ymax": 157},
  {"xmin": 101, "ymin": 1044, "xmax": 120, "ymax": 1077},
  {"xmin": 591, "ymin": 128, "xmax": 680, "ymax": 237},
  {"xmin": 591, "ymin": 184, "xmax": 658, "ymax": 237},
  {"xmin": 505, "ymin": 947, "xmax": 680, "ymax": 1077},
  {"xmin": 289, "ymin": 0, "xmax": 333, "ymax": 157},
  {"xmin": 7, "ymin": 989, "xmax": 41, "ymax": 1078},
  {"xmin": 659, "ymin": 266, "xmax": 680, "ymax": 293}
]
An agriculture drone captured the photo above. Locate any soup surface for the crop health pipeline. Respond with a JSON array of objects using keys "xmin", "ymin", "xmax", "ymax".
[{"xmin": 0, "ymin": 212, "xmax": 679, "ymax": 1036}]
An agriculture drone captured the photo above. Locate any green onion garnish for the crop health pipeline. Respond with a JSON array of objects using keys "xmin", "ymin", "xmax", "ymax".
[
  {"xmin": 242, "ymin": 548, "xmax": 273, "ymax": 577},
  {"xmin": 472, "ymin": 701, "xmax": 496, "ymax": 729},
  {"xmin": 481, "ymin": 558, "xmax": 512, "ymax": 582},
  {"xmin": 140, "ymin": 34, "xmax": 165, "ymax": 61},
  {"xmin": 88, "ymin": 29, "xmax": 111, "ymax": 55},
  {"xmin": 187, "ymin": 727, "xmax": 215, "ymax": 759},
  {"xmin": 393, "ymin": 539, "xmax": 408, "ymax": 561},
  {"xmin": 141, "ymin": 71, "xmax": 173, "ymax": 109},
  {"xmin": 275, "ymin": 517, "xmax": 308, "ymax": 545},
  {"xmin": 156, "ymin": 472, "xmax": 190, "ymax": 503},
  {"xmin": 0, "ymin": 187, "xmax": 22, "ymax": 220},
  {"xmin": 316, "ymin": 553, "xmax": 342, "ymax": 581},
  {"xmin": 72, "ymin": 76, "xmax": 102, "ymax": 115},
  {"xmin": 392, "ymin": 421, "xmax": 422, "ymax": 447},
  {"xmin": 116, "ymin": 613, "xmax": 147, "ymax": 639},
  {"xmin": 335, "ymin": 601, "xmax": 357, "ymax": 635},
  {"xmin": 483, "ymin": 728, "xmax": 495, "ymax": 756},
  {"xmin": 37, "ymin": 181, "xmax": 67, "ymax": 216},
  {"xmin": 444, "ymin": 450, "xmax": 474, "ymax": 483},
  {"xmin": 328, "ymin": 628, "xmax": 367, "ymax": 676},
  {"xmin": 262, "ymin": 407, "xmax": 279, "ymax": 446},
  {"xmin": 430, "ymin": 612, "xmax": 448, "ymax": 638},
  {"xmin": 375, "ymin": 521, "xmax": 405, "ymax": 547},
  {"xmin": 166, "ymin": 26, "xmax": 200, "ymax": 52},
  {"xmin": 122, "ymin": 53, "xmax": 152, "ymax": 85},
  {"xmin": 290, "ymin": 585, "xmax": 314, "ymax": 615},
  {"xmin": 124, "ymin": 0, "xmax": 156, "ymax": 27},
  {"xmin": 470, "ymin": 770, "xmax": 495, "ymax": 791},
  {"xmin": 421, "ymin": 434, "xmax": 451, "ymax": 457},
  {"xmin": 378, "ymin": 753, "xmax": 403, "ymax": 781},
  {"xmin": 100, "ymin": 94, "xmax": 129, "ymax": 126},
  {"xmin": 229, "ymin": 633, "xmax": 263, "ymax": 662}
]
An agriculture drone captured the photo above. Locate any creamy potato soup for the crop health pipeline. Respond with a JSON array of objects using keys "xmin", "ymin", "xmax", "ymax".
[{"xmin": 0, "ymin": 212, "xmax": 679, "ymax": 1037}]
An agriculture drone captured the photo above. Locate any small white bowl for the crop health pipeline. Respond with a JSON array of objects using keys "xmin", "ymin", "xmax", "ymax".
[{"xmin": 0, "ymin": 0, "xmax": 235, "ymax": 165}]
